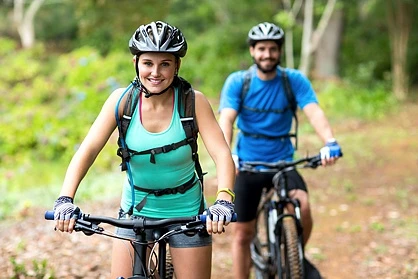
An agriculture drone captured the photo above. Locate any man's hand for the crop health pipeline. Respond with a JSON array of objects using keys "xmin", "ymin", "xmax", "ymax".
[{"xmin": 320, "ymin": 139, "xmax": 343, "ymax": 166}]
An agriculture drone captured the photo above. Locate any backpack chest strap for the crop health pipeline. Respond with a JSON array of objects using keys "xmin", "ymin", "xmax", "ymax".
[
  {"xmin": 134, "ymin": 175, "xmax": 197, "ymax": 196},
  {"xmin": 128, "ymin": 136, "xmax": 195, "ymax": 164},
  {"xmin": 240, "ymin": 131, "xmax": 296, "ymax": 140}
]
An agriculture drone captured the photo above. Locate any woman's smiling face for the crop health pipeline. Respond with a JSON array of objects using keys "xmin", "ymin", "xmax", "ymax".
[{"xmin": 137, "ymin": 52, "xmax": 178, "ymax": 93}]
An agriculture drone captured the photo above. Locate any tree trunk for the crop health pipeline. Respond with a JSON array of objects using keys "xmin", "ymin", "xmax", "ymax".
[
  {"xmin": 299, "ymin": 0, "xmax": 337, "ymax": 75},
  {"xmin": 13, "ymin": 0, "xmax": 45, "ymax": 49},
  {"xmin": 386, "ymin": 0, "xmax": 412, "ymax": 101},
  {"xmin": 281, "ymin": 0, "xmax": 303, "ymax": 69},
  {"xmin": 313, "ymin": 7, "xmax": 344, "ymax": 79},
  {"xmin": 299, "ymin": 0, "xmax": 314, "ymax": 75}
]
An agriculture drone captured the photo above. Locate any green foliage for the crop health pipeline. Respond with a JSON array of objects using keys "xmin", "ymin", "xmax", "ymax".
[
  {"xmin": 370, "ymin": 221, "xmax": 385, "ymax": 233},
  {"xmin": 0, "ymin": 43, "xmax": 133, "ymax": 167},
  {"xmin": 181, "ymin": 25, "xmax": 251, "ymax": 97},
  {"xmin": 274, "ymin": 11, "xmax": 295, "ymax": 30},
  {"xmin": 10, "ymin": 257, "xmax": 27, "ymax": 278},
  {"xmin": 35, "ymin": 0, "xmax": 78, "ymax": 44},
  {"xmin": 0, "ymin": 37, "xmax": 17, "ymax": 56},
  {"xmin": 72, "ymin": 0, "xmax": 171, "ymax": 54},
  {"xmin": 32, "ymin": 259, "xmax": 54, "ymax": 279},
  {"xmin": 10, "ymin": 257, "xmax": 54, "ymax": 279},
  {"xmin": 341, "ymin": 1, "xmax": 392, "ymax": 81},
  {"xmin": 315, "ymin": 79, "xmax": 398, "ymax": 121},
  {"xmin": 0, "ymin": 41, "xmax": 134, "ymax": 220}
]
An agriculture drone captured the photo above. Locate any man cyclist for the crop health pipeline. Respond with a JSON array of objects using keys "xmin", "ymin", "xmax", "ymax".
[{"xmin": 218, "ymin": 22, "xmax": 342, "ymax": 279}]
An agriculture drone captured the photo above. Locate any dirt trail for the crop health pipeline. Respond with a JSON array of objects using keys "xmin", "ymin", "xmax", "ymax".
[{"xmin": 1, "ymin": 104, "xmax": 417, "ymax": 278}]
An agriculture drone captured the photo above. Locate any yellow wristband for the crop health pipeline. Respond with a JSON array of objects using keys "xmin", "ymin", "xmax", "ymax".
[{"xmin": 216, "ymin": 188, "xmax": 235, "ymax": 202}]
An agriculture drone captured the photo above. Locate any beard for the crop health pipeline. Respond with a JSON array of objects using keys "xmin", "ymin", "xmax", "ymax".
[{"xmin": 254, "ymin": 58, "xmax": 281, "ymax": 73}]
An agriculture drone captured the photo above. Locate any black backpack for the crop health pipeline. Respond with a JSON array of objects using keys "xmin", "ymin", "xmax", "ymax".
[
  {"xmin": 115, "ymin": 77, "xmax": 205, "ymax": 214},
  {"xmin": 240, "ymin": 65, "xmax": 299, "ymax": 149}
]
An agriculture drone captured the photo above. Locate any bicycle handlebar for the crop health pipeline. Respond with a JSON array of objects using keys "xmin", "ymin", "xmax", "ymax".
[
  {"xmin": 240, "ymin": 154, "xmax": 322, "ymax": 172},
  {"xmin": 45, "ymin": 210, "xmax": 237, "ymax": 229}
]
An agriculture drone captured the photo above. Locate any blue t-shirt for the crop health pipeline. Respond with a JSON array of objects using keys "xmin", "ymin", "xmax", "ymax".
[
  {"xmin": 120, "ymin": 87, "xmax": 202, "ymax": 218},
  {"xmin": 219, "ymin": 66, "xmax": 318, "ymax": 164}
]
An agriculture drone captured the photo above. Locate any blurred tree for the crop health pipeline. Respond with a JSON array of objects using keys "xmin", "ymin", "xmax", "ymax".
[
  {"xmin": 274, "ymin": 0, "xmax": 340, "ymax": 75},
  {"xmin": 299, "ymin": 0, "xmax": 337, "ymax": 75},
  {"xmin": 72, "ymin": 0, "xmax": 171, "ymax": 55},
  {"xmin": 386, "ymin": 0, "xmax": 413, "ymax": 100},
  {"xmin": 12, "ymin": 0, "xmax": 45, "ymax": 48},
  {"xmin": 276, "ymin": 0, "xmax": 303, "ymax": 69},
  {"xmin": 313, "ymin": 3, "xmax": 343, "ymax": 78}
]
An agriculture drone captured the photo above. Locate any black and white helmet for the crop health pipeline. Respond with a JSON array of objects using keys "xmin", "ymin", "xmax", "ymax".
[
  {"xmin": 129, "ymin": 21, "xmax": 187, "ymax": 57},
  {"xmin": 247, "ymin": 22, "xmax": 285, "ymax": 46}
]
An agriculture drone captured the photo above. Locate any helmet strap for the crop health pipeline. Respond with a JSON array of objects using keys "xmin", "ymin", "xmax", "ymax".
[
  {"xmin": 143, "ymin": 84, "xmax": 172, "ymax": 98},
  {"xmin": 134, "ymin": 77, "xmax": 175, "ymax": 99}
]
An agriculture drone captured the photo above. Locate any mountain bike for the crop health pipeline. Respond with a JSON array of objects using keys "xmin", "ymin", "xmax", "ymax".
[
  {"xmin": 45, "ymin": 210, "xmax": 237, "ymax": 279},
  {"xmin": 240, "ymin": 155, "xmax": 321, "ymax": 279}
]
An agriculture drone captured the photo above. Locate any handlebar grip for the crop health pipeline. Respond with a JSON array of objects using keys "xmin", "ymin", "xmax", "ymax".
[
  {"xmin": 45, "ymin": 210, "xmax": 54, "ymax": 220},
  {"xmin": 199, "ymin": 213, "xmax": 237, "ymax": 223}
]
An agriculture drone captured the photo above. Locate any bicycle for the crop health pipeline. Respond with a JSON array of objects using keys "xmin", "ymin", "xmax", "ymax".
[
  {"xmin": 239, "ymin": 154, "xmax": 322, "ymax": 279},
  {"xmin": 45, "ymin": 210, "xmax": 237, "ymax": 279}
]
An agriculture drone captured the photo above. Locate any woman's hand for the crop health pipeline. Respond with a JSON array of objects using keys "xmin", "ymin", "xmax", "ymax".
[
  {"xmin": 53, "ymin": 196, "xmax": 80, "ymax": 233},
  {"xmin": 205, "ymin": 200, "xmax": 235, "ymax": 234}
]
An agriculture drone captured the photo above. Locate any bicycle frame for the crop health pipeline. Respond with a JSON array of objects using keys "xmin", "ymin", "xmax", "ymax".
[
  {"xmin": 245, "ymin": 155, "xmax": 321, "ymax": 279},
  {"xmin": 130, "ymin": 227, "xmax": 169, "ymax": 279},
  {"xmin": 254, "ymin": 180, "xmax": 304, "ymax": 278}
]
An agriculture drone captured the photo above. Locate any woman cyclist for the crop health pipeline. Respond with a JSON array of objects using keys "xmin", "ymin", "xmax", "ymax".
[{"xmin": 52, "ymin": 21, "xmax": 236, "ymax": 279}]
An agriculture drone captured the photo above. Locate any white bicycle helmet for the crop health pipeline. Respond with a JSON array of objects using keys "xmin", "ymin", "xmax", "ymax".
[
  {"xmin": 247, "ymin": 22, "xmax": 285, "ymax": 46},
  {"xmin": 129, "ymin": 21, "xmax": 187, "ymax": 57}
]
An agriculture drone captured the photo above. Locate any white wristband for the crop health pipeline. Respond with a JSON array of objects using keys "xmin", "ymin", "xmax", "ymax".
[{"xmin": 327, "ymin": 138, "xmax": 336, "ymax": 143}]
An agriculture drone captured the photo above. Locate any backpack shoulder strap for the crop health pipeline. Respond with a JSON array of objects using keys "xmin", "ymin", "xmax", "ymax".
[
  {"xmin": 177, "ymin": 76, "xmax": 206, "ymax": 213},
  {"xmin": 278, "ymin": 66, "xmax": 299, "ymax": 149},
  {"xmin": 114, "ymin": 80, "xmax": 140, "ymax": 215},
  {"xmin": 116, "ymin": 81, "xmax": 140, "ymax": 172},
  {"xmin": 278, "ymin": 66, "xmax": 297, "ymax": 113},
  {"xmin": 240, "ymin": 65, "xmax": 256, "ymax": 111},
  {"xmin": 121, "ymin": 87, "xmax": 140, "ymax": 134},
  {"xmin": 177, "ymin": 76, "xmax": 197, "ymax": 132},
  {"xmin": 176, "ymin": 77, "xmax": 205, "ymax": 183}
]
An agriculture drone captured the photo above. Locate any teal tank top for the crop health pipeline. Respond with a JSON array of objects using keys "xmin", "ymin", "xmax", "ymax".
[{"xmin": 120, "ymin": 88, "xmax": 202, "ymax": 218}]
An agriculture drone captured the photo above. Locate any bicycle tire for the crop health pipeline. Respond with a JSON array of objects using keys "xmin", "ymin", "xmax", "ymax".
[
  {"xmin": 251, "ymin": 237, "xmax": 273, "ymax": 279},
  {"xmin": 276, "ymin": 217, "xmax": 303, "ymax": 279},
  {"xmin": 251, "ymin": 205, "xmax": 275, "ymax": 279}
]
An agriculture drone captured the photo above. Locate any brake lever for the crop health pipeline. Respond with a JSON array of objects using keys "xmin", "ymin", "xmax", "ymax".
[
  {"xmin": 304, "ymin": 157, "xmax": 322, "ymax": 169},
  {"xmin": 74, "ymin": 219, "xmax": 104, "ymax": 236}
]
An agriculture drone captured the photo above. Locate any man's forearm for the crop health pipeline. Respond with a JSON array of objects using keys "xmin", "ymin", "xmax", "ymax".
[{"xmin": 304, "ymin": 103, "xmax": 335, "ymax": 143}]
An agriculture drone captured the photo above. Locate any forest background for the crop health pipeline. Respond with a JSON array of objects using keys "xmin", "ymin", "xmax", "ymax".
[{"xmin": 0, "ymin": 0, "xmax": 417, "ymax": 277}]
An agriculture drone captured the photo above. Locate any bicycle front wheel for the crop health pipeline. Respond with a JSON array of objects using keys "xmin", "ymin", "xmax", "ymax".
[
  {"xmin": 251, "ymin": 204, "xmax": 276, "ymax": 279},
  {"xmin": 276, "ymin": 217, "xmax": 303, "ymax": 279},
  {"xmin": 166, "ymin": 248, "xmax": 175, "ymax": 279}
]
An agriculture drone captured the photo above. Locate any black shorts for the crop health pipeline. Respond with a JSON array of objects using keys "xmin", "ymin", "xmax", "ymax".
[{"xmin": 234, "ymin": 169, "xmax": 307, "ymax": 222}]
